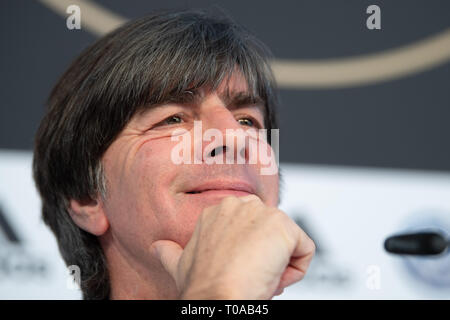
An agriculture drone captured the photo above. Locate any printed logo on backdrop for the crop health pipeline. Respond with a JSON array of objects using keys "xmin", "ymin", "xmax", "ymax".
[
  {"xmin": 399, "ymin": 210, "xmax": 450, "ymax": 289},
  {"xmin": 66, "ymin": 5, "xmax": 81, "ymax": 30},
  {"xmin": 290, "ymin": 212, "xmax": 353, "ymax": 289},
  {"xmin": 0, "ymin": 202, "xmax": 48, "ymax": 281}
]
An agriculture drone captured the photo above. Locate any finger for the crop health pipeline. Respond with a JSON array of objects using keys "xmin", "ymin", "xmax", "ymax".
[
  {"xmin": 277, "ymin": 264, "xmax": 307, "ymax": 289},
  {"xmin": 239, "ymin": 194, "xmax": 262, "ymax": 203},
  {"xmin": 274, "ymin": 217, "xmax": 315, "ymax": 290},
  {"xmin": 151, "ymin": 240, "xmax": 184, "ymax": 282},
  {"xmin": 289, "ymin": 229, "xmax": 315, "ymax": 280}
]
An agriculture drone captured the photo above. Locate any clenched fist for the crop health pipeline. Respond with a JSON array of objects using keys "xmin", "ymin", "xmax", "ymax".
[{"xmin": 150, "ymin": 195, "xmax": 315, "ymax": 299}]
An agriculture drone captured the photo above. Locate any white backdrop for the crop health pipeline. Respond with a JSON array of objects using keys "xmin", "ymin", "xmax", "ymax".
[{"xmin": 0, "ymin": 150, "xmax": 449, "ymax": 299}]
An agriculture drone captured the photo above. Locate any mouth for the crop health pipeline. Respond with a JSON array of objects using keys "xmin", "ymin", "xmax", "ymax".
[
  {"xmin": 186, "ymin": 189, "xmax": 253, "ymax": 197},
  {"xmin": 184, "ymin": 181, "xmax": 256, "ymax": 197}
]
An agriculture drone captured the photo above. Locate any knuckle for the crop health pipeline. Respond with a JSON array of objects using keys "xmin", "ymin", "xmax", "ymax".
[
  {"xmin": 268, "ymin": 212, "xmax": 296, "ymax": 246},
  {"xmin": 243, "ymin": 198, "xmax": 262, "ymax": 210},
  {"xmin": 269, "ymin": 207, "xmax": 284, "ymax": 216},
  {"xmin": 220, "ymin": 195, "xmax": 238, "ymax": 207},
  {"xmin": 242, "ymin": 194, "xmax": 260, "ymax": 200}
]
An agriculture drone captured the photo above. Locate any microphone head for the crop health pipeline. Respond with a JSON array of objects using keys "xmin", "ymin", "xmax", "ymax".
[{"xmin": 384, "ymin": 232, "xmax": 448, "ymax": 255}]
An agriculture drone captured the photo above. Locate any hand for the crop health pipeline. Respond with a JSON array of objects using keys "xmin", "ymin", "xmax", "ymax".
[{"xmin": 150, "ymin": 195, "xmax": 315, "ymax": 299}]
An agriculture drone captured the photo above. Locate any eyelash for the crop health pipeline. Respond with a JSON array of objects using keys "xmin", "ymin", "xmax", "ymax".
[{"xmin": 237, "ymin": 117, "xmax": 256, "ymax": 127}]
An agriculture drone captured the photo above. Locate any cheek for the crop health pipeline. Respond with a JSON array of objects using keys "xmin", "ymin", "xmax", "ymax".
[
  {"xmin": 125, "ymin": 138, "xmax": 179, "ymax": 228},
  {"xmin": 103, "ymin": 138, "xmax": 183, "ymax": 250},
  {"xmin": 133, "ymin": 141, "xmax": 212, "ymax": 248},
  {"xmin": 127, "ymin": 137, "xmax": 208, "ymax": 249}
]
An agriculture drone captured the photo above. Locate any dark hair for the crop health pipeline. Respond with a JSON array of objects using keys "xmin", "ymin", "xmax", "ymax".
[{"xmin": 32, "ymin": 8, "xmax": 279, "ymax": 300}]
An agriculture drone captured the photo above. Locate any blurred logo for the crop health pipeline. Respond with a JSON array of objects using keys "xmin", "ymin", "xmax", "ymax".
[
  {"xmin": 291, "ymin": 214, "xmax": 353, "ymax": 289},
  {"xmin": 67, "ymin": 265, "xmax": 81, "ymax": 290},
  {"xmin": 0, "ymin": 203, "xmax": 48, "ymax": 280},
  {"xmin": 400, "ymin": 210, "xmax": 450, "ymax": 289},
  {"xmin": 366, "ymin": 265, "xmax": 382, "ymax": 290}
]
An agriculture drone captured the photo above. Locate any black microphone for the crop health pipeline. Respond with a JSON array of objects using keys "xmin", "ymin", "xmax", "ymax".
[{"xmin": 384, "ymin": 231, "xmax": 449, "ymax": 255}]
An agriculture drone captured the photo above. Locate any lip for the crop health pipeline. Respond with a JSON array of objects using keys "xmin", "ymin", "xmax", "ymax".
[{"xmin": 184, "ymin": 180, "xmax": 256, "ymax": 196}]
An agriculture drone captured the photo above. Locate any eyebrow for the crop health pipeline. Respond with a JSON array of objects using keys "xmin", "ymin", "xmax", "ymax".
[{"xmin": 219, "ymin": 91, "xmax": 265, "ymax": 111}]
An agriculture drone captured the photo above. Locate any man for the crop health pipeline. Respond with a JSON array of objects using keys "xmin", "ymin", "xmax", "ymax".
[{"xmin": 33, "ymin": 9, "xmax": 315, "ymax": 300}]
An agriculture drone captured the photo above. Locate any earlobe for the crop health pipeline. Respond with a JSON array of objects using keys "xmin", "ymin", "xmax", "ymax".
[{"xmin": 69, "ymin": 197, "xmax": 110, "ymax": 236}]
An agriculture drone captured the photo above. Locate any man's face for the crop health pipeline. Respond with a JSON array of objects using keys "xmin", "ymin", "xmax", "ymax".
[{"xmin": 100, "ymin": 72, "xmax": 279, "ymax": 269}]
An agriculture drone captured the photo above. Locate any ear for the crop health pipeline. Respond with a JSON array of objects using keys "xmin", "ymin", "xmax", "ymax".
[{"xmin": 69, "ymin": 197, "xmax": 109, "ymax": 236}]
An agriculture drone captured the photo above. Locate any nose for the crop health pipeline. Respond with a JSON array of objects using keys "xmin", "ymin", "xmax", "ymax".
[
  {"xmin": 206, "ymin": 144, "xmax": 246, "ymax": 163},
  {"xmin": 195, "ymin": 108, "xmax": 250, "ymax": 164}
]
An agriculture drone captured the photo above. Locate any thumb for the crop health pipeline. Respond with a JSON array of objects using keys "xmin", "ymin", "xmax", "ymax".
[{"xmin": 151, "ymin": 240, "xmax": 184, "ymax": 281}]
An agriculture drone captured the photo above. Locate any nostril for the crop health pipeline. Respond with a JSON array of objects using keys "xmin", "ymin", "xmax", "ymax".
[{"xmin": 210, "ymin": 146, "xmax": 227, "ymax": 157}]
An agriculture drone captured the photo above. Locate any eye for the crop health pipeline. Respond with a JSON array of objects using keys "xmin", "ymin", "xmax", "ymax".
[
  {"xmin": 163, "ymin": 115, "xmax": 183, "ymax": 125},
  {"xmin": 150, "ymin": 114, "xmax": 185, "ymax": 130},
  {"xmin": 237, "ymin": 117, "xmax": 255, "ymax": 127}
]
